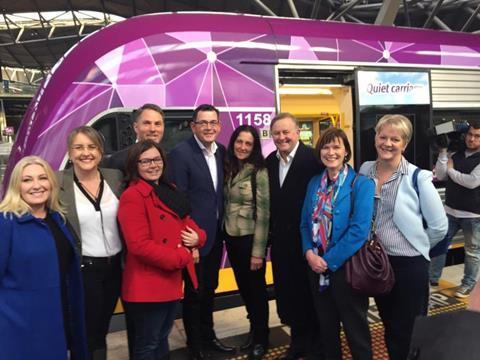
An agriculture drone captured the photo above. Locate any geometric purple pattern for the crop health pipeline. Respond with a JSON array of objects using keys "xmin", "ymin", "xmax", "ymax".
[{"xmin": 6, "ymin": 12, "xmax": 480, "ymax": 184}]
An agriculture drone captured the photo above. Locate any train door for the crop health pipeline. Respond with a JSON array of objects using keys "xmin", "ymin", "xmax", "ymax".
[{"xmin": 276, "ymin": 66, "xmax": 356, "ymax": 164}]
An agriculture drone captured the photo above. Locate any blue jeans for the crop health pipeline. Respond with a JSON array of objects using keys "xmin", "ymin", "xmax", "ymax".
[
  {"xmin": 430, "ymin": 215, "xmax": 480, "ymax": 287},
  {"xmin": 125, "ymin": 300, "xmax": 178, "ymax": 360}
]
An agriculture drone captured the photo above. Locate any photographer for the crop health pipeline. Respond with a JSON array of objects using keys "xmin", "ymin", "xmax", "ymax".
[{"xmin": 430, "ymin": 120, "xmax": 480, "ymax": 298}]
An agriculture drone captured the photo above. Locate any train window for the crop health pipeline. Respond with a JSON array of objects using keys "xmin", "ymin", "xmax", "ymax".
[
  {"xmin": 92, "ymin": 109, "xmax": 193, "ymax": 155},
  {"xmin": 93, "ymin": 111, "xmax": 134, "ymax": 155}
]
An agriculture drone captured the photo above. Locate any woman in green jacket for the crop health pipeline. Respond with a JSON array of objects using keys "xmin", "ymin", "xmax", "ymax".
[{"xmin": 224, "ymin": 125, "xmax": 270, "ymax": 360}]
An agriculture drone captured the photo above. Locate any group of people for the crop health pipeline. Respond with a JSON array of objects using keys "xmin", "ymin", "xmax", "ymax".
[{"xmin": 1, "ymin": 101, "xmax": 479, "ymax": 360}]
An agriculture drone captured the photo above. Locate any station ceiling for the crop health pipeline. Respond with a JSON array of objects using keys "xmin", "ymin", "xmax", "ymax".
[{"xmin": 1, "ymin": 0, "xmax": 480, "ymax": 73}]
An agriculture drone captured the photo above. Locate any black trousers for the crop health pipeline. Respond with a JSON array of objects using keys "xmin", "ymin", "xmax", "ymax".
[
  {"xmin": 82, "ymin": 254, "xmax": 122, "ymax": 359},
  {"xmin": 375, "ymin": 255, "xmax": 429, "ymax": 360},
  {"xmin": 309, "ymin": 267, "xmax": 372, "ymax": 360},
  {"xmin": 224, "ymin": 233, "xmax": 269, "ymax": 345},
  {"xmin": 271, "ymin": 239, "xmax": 322, "ymax": 358},
  {"xmin": 182, "ymin": 238, "xmax": 223, "ymax": 352}
]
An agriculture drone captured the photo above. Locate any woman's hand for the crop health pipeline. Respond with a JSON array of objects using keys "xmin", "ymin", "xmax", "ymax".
[
  {"xmin": 305, "ymin": 249, "xmax": 328, "ymax": 273},
  {"xmin": 181, "ymin": 226, "xmax": 200, "ymax": 247},
  {"xmin": 250, "ymin": 256, "xmax": 264, "ymax": 271}
]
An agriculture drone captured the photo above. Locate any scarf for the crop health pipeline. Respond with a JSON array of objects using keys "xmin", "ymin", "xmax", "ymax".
[
  {"xmin": 148, "ymin": 180, "xmax": 191, "ymax": 219},
  {"xmin": 311, "ymin": 165, "xmax": 349, "ymax": 290}
]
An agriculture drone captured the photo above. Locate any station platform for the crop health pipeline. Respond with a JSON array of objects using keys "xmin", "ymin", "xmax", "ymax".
[{"xmin": 105, "ymin": 264, "xmax": 469, "ymax": 359}]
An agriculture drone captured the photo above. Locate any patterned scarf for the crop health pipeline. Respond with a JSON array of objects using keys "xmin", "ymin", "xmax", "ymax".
[{"xmin": 311, "ymin": 165, "xmax": 349, "ymax": 290}]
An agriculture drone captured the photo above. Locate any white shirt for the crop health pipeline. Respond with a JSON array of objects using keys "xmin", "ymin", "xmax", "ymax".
[
  {"xmin": 276, "ymin": 141, "xmax": 300, "ymax": 187},
  {"xmin": 74, "ymin": 181, "xmax": 123, "ymax": 257},
  {"xmin": 194, "ymin": 135, "xmax": 219, "ymax": 191},
  {"xmin": 435, "ymin": 149, "xmax": 480, "ymax": 218}
]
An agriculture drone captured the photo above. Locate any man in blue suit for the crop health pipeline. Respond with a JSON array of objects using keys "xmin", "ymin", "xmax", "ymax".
[{"xmin": 168, "ymin": 104, "xmax": 234, "ymax": 360}]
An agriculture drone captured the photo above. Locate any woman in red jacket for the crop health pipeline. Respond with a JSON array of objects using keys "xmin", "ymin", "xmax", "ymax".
[{"xmin": 118, "ymin": 140, "xmax": 205, "ymax": 360}]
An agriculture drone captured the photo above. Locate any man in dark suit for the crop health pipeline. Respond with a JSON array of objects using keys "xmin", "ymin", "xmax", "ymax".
[
  {"xmin": 167, "ymin": 104, "xmax": 234, "ymax": 360},
  {"xmin": 102, "ymin": 103, "xmax": 165, "ymax": 172},
  {"xmin": 266, "ymin": 113, "xmax": 323, "ymax": 360}
]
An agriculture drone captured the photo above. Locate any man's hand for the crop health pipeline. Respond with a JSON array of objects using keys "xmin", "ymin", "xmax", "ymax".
[
  {"xmin": 191, "ymin": 248, "xmax": 200, "ymax": 264},
  {"xmin": 447, "ymin": 157, "xmax": 454, "ymax": 170},
  {"xmin": 250, "ymin": 256, "xmax": 263, "ymax": 271}
]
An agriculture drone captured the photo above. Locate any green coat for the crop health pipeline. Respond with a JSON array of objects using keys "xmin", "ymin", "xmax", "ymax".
[{"xmin": 224, "ymin": 164, "xmax": 270, "ymax": 258}]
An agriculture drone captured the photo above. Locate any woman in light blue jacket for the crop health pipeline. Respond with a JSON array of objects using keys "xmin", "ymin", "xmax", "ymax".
[
  {"xmin": 359, "ymin": 114, "xmax": 448, "ymax": 360},
  {"xmin": 301, "ymin": 128, "xmax": 375, "ymax": 360}
]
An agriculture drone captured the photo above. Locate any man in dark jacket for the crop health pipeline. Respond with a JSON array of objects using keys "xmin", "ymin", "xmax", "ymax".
[
  {"xmin": 266, "ymin": 112, "xmax": 323, "ymax": 360},
  {"xmin": 167, "ymin": 104, "xmax": 234, "ymax": 360},
  {"xmin": 102, "ymin": 103, "xmax": 165, "ymax": 172},
  {"xmin": 430, "ymin": 120, "xmax": 480, "ymax": 298}
]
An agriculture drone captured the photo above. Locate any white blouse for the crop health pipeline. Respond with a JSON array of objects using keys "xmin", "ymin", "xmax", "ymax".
[{"xmin": 74, "ymin": 181, "xmax": 122, "ymax": 257}]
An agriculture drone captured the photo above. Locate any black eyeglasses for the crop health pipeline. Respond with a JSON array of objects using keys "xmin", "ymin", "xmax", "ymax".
[
  {"xmin": 138, "ymin": 157, "xmax": 163, "ymax": 167},
  {"xmin": 193, "ymin": 120, "xmax": 220, "ymax": 127}
]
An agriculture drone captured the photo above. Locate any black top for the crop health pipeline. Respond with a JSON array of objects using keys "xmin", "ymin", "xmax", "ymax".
[
  {"xmin": 445, "ymin": 150, "xmax": 480, "ymax": 214},
  {"xmin": 44, "ymin": 213, "xmax": 74, "ymax": 344}
]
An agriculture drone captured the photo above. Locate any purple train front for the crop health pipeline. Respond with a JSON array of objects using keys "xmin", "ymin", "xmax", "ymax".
[{"xmin": 7, "ymin": 12, "xmax": 480, "ymax": 179}]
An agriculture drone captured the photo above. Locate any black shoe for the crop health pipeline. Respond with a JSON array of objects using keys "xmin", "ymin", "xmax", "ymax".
[
  {"xmin": 249, "ymin": 344, "xmax": 267, "ymax": 360},
  {"xmin": 240, "ymin": 332, "xmax": 253, "ymax": 350},
  {"xmin": 203, "ymin": 337, "xmax": 236, "ymax": 353},
  {"xmin": 189, "ymin": 350, "xmax": 207, "ymax": 360}
]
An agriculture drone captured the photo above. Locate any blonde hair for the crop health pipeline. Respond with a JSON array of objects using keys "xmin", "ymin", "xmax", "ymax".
[
  {"xmin": 375, "ymin": 114, "xmax": 413, "ymax": 144},
  {"xmin": 0, "ymin": 156, "xmax": 64, "ymax": 218}
]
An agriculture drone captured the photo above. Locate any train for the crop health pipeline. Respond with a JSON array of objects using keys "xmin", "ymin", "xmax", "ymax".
[{"xmin": 4, "ymin": 12, "xmax": 480, "ymax": 299}]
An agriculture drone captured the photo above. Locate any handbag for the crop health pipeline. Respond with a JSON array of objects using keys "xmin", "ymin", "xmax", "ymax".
[{"xmin": 345, "ymin": 175, "xmax": 395, "ymax": 296}]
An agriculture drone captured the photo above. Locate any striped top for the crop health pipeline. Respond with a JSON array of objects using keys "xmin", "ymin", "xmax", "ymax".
[{"xmin": 368, "ymin": 157, "xmax": 421, "ymax": 257}]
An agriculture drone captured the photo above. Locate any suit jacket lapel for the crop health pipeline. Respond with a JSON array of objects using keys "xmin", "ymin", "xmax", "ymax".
[
  {"xmin": 269, "ymin": 154, "xmax": 281, "ymax": 192},
  {"xmin": 280, "ymin": 142, "xmax": 304, "ymax": 191},
  {"xmin": 59, "ymin": 168, "xmax": 82, "ymax": 239},
  {"xmin": 334, "ymin": 167, "xmax": 354, "ymax": 207},
  {"xmin": 215, "ymin": 144, "xmax": 224, "ymax": 196},
  {"xmin": 189, "ymin": 137, "xmax": 216, "ymax": 193}
]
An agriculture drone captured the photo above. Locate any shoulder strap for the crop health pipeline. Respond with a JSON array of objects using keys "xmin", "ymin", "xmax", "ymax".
[
  {"xmin": 412, "ymin": 167, "xmax": 421, "ymax": 196},
  {"xmin": 251, "ymin": 169, "xmax": 258, "ymax": 221},
  {"xmin": 412, "ymin": 167, "xmax": 427, "ymax": 229}
]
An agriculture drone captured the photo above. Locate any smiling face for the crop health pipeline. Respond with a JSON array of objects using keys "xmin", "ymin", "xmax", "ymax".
[
  {"xmin": 190, "ymin": 110, "xmax": 221, "ymax": 148},
  {"xmin": 134, "ymin": 108, "xmax": 165, "ymax": 143},
  {"xmin": 320, "ymin": 137, "xmax": 347, "ymax": 174},
  {"xmin": 271, "ymin": 117, "xmax": 300, "ymax": 158},
  {"xmin": 69, "ymin": 132, "xmax": 102, "ymax": 174},
  {"xmin": 137, "ymin": 146, "xmax": 164, "ymax": 182},
  {"xmin": 20, "ymin": 164, "xmax": 51, "ymax": 212},
  {"xmin": 375, "ymin": 124, "xmax": 407, "ymax": 164},
  {"xmin": 234, "ymin": 131, "xmax": 254, "ymax": 161}
]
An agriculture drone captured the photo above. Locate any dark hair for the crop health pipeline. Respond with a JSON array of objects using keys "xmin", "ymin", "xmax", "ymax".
[
  {"xmin": 469, "ymin": 120, "xmax": 480, "ymax": 130},
  {"xmin": 133, "ymin": 103, "xmax": 165, "ymax": 123},
  {"xmin": 192, "ymin": 104, "xmax": 219, "ymax": 123},
  {"xmin": 270, "ymin": 112, "xmax": 299, "ymax": 130},
  {"xmin": 314, "ymin": 127, "xmax": 352, "ymax": 164},
  {"xmin": 125, "ymin": 140, "xmax": 167, "ymax": 183},
  {"xmin": 225, "ymin": 125, "xmax": 265, "ymax": 180}
]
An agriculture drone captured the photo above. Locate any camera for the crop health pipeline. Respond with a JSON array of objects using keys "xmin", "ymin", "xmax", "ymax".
[{"xmin": 428, "ymin": 119, "xmax": 470, "ymax": 152}]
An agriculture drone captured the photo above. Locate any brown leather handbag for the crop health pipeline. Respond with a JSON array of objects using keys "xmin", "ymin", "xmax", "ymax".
[
  {"xmin": 345, "ymin": 175, "xmax": 395, "ymax": 296},
  {"xmin": 345, "ymin": 231, "xmax": 395, "ymax": 296}
]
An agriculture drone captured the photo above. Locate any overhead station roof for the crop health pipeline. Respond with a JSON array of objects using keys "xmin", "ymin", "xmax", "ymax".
[{"xmin": 1, "ymin": 0, "xmax": 480, "ymax": 72}]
